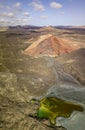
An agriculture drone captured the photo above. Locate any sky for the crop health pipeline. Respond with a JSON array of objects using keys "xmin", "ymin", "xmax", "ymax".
[{"xmin": 0, "ymin": 0, "xmax": 85, "ymax": 26}]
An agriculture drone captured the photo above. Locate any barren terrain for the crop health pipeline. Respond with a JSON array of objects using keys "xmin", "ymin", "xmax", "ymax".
[{"xmin": 0, "ymin": 26, "xmax": 85, "ymax": 130}]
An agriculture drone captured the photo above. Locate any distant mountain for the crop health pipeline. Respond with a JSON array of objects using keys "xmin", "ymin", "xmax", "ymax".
[
  {"xmin": 55, "ymin": 26, "xmax": 85, "ymax": 33},
  {"xmin": 24, "ymin": 34, "xmax": 79, "ymax": 57},
  {"xmin": 8, "ymin": 25, "xmax": 41, "ymax": 31}
]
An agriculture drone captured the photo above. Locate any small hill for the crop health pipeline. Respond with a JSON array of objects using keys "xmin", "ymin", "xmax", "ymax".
[
  {"xmin": 24, "ymin": 34, "xmax": 79, "ymax": 57},
  {"xmin": 38, "ymin": 26, "xmax": 56, "ymax": 32}
]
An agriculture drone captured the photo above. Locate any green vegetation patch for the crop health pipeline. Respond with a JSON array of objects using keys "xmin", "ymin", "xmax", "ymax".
[{"xmin": 32, "ymin": 97, "xmax": 84, "ymax": 125}]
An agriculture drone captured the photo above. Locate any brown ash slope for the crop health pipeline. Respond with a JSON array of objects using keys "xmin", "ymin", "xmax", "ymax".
[{"xmin": 24, "ymin": 34, "xmax": 79, "ymax": 57}]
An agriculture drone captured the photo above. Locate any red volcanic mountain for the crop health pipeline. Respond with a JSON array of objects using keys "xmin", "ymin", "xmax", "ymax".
[{"xmin": 24, "ymin": 34, "xmax": 79, "ymax": 57}]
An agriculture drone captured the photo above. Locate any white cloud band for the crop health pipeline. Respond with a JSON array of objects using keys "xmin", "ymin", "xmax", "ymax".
[{"xmin": 50, "ymin": 2, "xmax": 62, "ymax": 9}]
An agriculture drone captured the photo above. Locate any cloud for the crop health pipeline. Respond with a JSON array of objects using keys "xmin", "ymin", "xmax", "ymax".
[
  {"xmin": 22, "ymin": 12, "xmax": 30, "ymax": 16},
  {"xmin": 0, "ymin": 17, "xmax": 32, "ymax": 26},
  {"xmin": 0, "ymin": 19, "xmax": 10, "ymax": 26},
  {"xmin": 12, "ymin": 17, "xmax": 32, "ymax": 26},
  {"xmin": 50, "ymin": 2, "xmax": 62, "ymax": 9},
  {"xmin": 7, "ymin": 12, "xmax": 15, "ymax": 17},
  {"xmin": 14, "ymin": 2, "xmax": 21, "ymax": 8},
  {"xmin": 40, "ymin": 15, "xmax": 48, "ymax": 19},
  {"xmin": 0, "ymin": 18, "xmax": 5, "ymax": 22},
  {"xmin": 22, "ymin": 18, "xmax": 32, "ymax": 22},
  {"xmin": 29, "ymin": 2, "xmax": 45, "ymax": 11},
  {"xmin": 0, "ymin": 12, "xmax": 15, "ymax": 18}
]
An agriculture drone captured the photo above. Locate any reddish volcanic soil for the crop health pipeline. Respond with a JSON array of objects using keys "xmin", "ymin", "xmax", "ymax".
[{"xmin": 24, "ymin": 34, "xmax": 80, "ymax": 57}]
